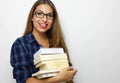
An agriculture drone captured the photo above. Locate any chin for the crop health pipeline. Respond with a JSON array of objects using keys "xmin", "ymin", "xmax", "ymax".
[{"xmin": 38, "ymin": 29, "xmax": 48, "ymax": 33}]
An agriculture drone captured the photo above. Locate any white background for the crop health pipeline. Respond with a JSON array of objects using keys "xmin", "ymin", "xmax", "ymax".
[{"xmin": 0, "ymin": 0, "xmax": 120, "ymax": 83}]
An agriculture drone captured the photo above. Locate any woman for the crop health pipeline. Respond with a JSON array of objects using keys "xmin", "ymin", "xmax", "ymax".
[{"xmin": 10, "ymin": 0, "xmax": 77, "ymax": 83}]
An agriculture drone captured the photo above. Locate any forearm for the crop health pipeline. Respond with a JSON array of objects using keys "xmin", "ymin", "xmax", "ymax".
[
  {"xmin": 26, "ymin": 67, "xmax": 77, "ymax": 83},
  {"xmin": 26, "ymin": 77, "xmax": 60, "ymax": 83}
]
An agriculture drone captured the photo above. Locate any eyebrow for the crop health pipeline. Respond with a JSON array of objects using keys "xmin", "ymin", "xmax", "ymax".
[{"xmin": 35, "ymin": 10, "xmax": 53, "ymax": 14}]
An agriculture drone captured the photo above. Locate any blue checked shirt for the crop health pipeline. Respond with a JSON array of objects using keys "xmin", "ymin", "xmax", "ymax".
[{"xmin": 10, "ymin": 33, "xmax": 42, "ymax": 83}]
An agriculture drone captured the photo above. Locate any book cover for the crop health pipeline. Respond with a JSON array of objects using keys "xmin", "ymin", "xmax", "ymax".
[
  {"xmin": 34, "ymin": 48, "xmax": 64, "ymax": 58},
  {"xmin": 35, "ymin": 72, "xmax": 58, "ymax": 79},
  {"xmin": 33, "ymin": 72, "xmax": 58, "ymax": 79},
  {"xmin": 32, "ymin": 69, "xmax": 59, "ymax": 79}
]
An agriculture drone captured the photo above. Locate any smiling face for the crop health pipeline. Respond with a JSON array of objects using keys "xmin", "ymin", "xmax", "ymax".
[{"xmin": 32, "ymin": 4, "xmax": 53, "ymax": 34}]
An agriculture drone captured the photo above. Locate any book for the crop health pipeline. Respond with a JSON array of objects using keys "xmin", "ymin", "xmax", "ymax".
[
  {"xmin": 32, "ymin": 69, "xmax": 59, "ymax": 79},
  {"xmin": 35, "ymin": 72, "xmax": 58, "ymax": 79},
  {"xmin": 32, "ymin": 69, "xmax": 59, "ymax": 75},
  {"xmin": 32, "ymin": 48, "xmax": 69, "ymax": 79},
  {"xmin": 36, "ymin": 59, "xmax": 69, "ymax": 70},
  {"xmin": 34, "ymin": 53, "xmax": 68, "ymax": 65},
  {"xmin": 34, "ymin": 48, "xmax": 64, "ymax": 58}
]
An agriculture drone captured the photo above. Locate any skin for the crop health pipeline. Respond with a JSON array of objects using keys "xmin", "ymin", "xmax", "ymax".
[
  {"xmin": 26, "ymin": 67, "xmax": 77, "ymax": 83},
  {"xmin": 32, "ymin": 4, "xmax": 53, "ymax": 47},
  {"xmin": 32, "ymin": 4, "xmax": 53, "ymax": 34},
  {"xmin": 26, "ymin": 4, "xmax": 77, "ymax": 83}
]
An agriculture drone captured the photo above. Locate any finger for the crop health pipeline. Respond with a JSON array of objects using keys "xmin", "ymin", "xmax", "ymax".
[
  {"xmin": 73, "ymin": 69, "xmax": 77, "ymax": 75},
  {"xmin": 67, "ymin": 67, "xmax": 74, "ymax": 71}
]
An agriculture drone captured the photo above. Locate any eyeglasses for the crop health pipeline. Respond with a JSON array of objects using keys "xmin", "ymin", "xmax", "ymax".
[{"xmin": 34, "ymin": 10, "xmax": 54, "ymax": 20}]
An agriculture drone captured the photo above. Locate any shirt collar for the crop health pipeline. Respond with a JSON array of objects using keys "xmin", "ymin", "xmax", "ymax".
[
  {"xmin": 27, "ymin": 32, "xmax": 43, "ymax": 47},
  {"xmin": 27, "ymin": 32, "xmax": 37, "ymax": 44}
]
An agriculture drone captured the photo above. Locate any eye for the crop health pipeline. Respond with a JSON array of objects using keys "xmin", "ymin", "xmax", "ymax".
[
  {"xmin": 47, "ymin": 13, "xmax": 54, "ymax": 18},
  {"xmin": 36, "ymin": 12, "xmax": 43, "ymax": 16}
]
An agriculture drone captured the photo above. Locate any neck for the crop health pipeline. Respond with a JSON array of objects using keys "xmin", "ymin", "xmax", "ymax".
[
  {"xmin": 32, "ymin": 29, "xmax": 47, "ymax": 39},
  {"xmin": 32, "ymin": 29, "xmax": 49, "ymax": 47}
]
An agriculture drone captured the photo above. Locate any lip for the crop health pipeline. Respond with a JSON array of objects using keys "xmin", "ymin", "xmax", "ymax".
[{"xmin": 39, "ymin": 23, "xmax": 48, "ymax": 29}]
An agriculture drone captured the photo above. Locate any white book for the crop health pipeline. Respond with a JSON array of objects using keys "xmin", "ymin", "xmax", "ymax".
[
  {"xmin": 33, "ymin": 72, "xmax": 58, "ymax": 79},
  {"xmin": 34, "ymin": 48, "xmax": 64, "ymax": 58},
  {"xmin": 34, "ymin": 53, "xmax": 68, "ymax": 65},
  {"xmin": 32, "ymin": 69, "xmax": 59, "ymax": 79},
  {"xmin": 32, "ymin": 69, "xmax": 60, "ymax": 75},
  {"xmin": 36, "ymin": 59, "xmax": 69, "ymax": 70}
]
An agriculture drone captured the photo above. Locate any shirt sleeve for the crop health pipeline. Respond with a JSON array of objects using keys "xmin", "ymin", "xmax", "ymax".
[{"xmin": 10, "ymin": 41, "xmax": 31, "ymax": 83}]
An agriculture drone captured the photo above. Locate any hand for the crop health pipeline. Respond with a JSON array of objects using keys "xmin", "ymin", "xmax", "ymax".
[{"xmin": 55, "ymin": 67, "xmax": 77, "ymax": 82}]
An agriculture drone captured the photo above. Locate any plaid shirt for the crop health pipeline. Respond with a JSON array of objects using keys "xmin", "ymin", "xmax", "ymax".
[{"xmin": 10, "ymin": 33, "xmax": 42, "ymax": 83}]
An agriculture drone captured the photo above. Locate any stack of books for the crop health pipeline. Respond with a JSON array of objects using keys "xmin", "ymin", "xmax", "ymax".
[{"xmin": 32, "ymin": 48, "xmax": 69, "ymax": 79}]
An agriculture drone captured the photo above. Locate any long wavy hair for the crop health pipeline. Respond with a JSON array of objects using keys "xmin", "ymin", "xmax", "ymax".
[{"xmin": 24, "ymin": 0, "xmax": 73, "ymax": 82}]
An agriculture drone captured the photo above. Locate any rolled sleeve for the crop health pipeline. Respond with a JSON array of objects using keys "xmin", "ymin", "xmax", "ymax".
[{"xmin": 10, "ymin": 33, "xmax": 40, "ymax": 83}]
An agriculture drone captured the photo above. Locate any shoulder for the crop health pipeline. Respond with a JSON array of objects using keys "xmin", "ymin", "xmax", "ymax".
[
  {"xmin": 12, "ymin": 33, "xmax": 35, "ymax": 46},
  {"xmin": 10, "ymin": 33, "xmax": 35, "ymax": 56}
]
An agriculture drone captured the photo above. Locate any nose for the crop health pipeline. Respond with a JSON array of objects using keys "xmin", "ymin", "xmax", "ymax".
[{"xmin": 43, "ymin": 15, "xmax": 47, "ymax": 22}]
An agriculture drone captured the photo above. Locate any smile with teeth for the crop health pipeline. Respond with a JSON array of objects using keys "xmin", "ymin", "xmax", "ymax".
[{"xmin": 39, "ymin": 23, "xmax": 48, "ymax": 29}]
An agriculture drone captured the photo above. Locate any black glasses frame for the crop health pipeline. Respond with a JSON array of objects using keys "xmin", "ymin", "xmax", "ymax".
[{"xmin": 34, "ymin": 10, "xmax": 54, "ymax": 20}]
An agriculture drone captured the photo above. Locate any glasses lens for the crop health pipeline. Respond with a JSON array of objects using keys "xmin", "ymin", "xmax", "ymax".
[
  {"xmin": 47, "ymin": 13, "xmax": 54, "ymax": 20},
  {"xmin": 35, "ymin": 11, "xmax": 44, "ymax": 18}
]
